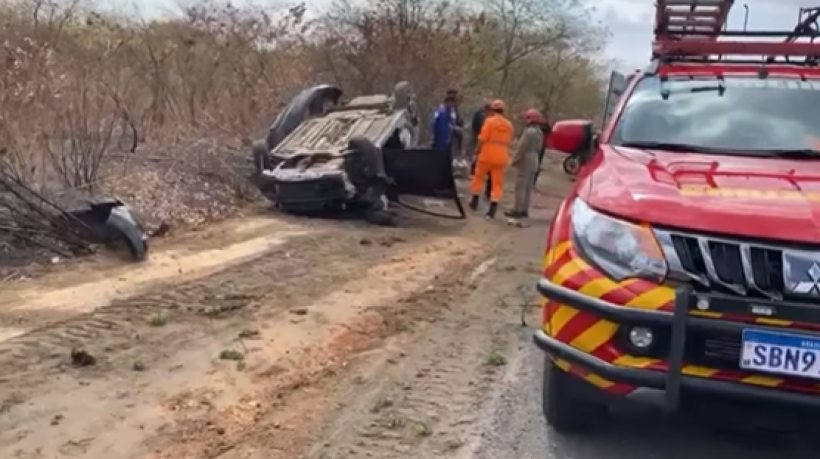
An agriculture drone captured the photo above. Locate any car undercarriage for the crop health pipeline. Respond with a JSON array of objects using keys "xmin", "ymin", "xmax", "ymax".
[{"xmin": 248, "ymin": 82, "xmax": 465, "ymax": 226}]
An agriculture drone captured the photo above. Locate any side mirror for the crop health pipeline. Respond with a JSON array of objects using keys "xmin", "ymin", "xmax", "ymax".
[{"xmin": 548, "ymin": 120, "xmax": 594, "ymax": 154}]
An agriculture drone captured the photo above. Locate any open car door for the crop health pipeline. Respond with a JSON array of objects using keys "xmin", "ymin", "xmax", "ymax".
[{"xmin": 383, "ymin": 148, "xmax": 466, "ymax": 220}]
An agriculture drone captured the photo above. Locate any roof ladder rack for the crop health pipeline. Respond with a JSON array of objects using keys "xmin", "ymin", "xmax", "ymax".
[
  {"xmin": 655, "ymin": 0, "xmax": 734, "ymax": 41},
  {"xmin": 651, "ymin": 1, "xmax": 820, "ymax": 65}
]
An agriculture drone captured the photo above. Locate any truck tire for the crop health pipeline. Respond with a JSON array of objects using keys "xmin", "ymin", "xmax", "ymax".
[{"xmin": 542, "ymin": 357, "xmax": 607, "ymax": 433}]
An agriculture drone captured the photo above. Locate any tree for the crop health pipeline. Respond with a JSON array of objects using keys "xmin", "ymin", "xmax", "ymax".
[
  {"xmin": 0, "ymin": 0, "xmax": 610, "ymax": 190},
  {"xmin": 310, "ymin": 0, "xmax": 608, "ymax": 121}
]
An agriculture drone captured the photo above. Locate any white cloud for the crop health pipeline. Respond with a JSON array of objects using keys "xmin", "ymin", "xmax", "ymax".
[
  {"xmin": 598, "ymin": 0, "xmax": 653, "ymax": 24},
  {"xmin": 97, "ymin": 0, "xmax": 812, "ymax": 75},
  {"xmin": 94, "ymin": 0, "xmax": 291, "ymax": 18}
]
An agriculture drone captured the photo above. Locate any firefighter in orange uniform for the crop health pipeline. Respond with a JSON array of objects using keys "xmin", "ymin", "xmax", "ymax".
[{"xmin": 469, "ymin": 99, "xmax": 513, "ymax": 219}]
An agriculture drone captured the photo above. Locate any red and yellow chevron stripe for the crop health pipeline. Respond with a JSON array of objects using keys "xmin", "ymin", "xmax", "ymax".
[{"xmin": 541, "ymin": 239, "xmax": 820, "ymax": 395}]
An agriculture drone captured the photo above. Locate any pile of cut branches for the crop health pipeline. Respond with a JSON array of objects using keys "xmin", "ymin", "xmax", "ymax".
[{"xmin": 0, "ymin": 169, "xmax": 95, "ymax": 259}]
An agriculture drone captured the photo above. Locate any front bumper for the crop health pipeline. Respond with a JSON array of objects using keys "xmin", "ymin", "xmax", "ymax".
[{"xmin": 533, "ymin": 279, "xmax": 820, "ymax": 411}]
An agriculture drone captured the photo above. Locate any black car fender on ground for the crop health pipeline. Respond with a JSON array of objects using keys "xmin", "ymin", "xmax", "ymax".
[{"xmin": 105, "ymin": 205, "xmax": 149, "ymax": 262}]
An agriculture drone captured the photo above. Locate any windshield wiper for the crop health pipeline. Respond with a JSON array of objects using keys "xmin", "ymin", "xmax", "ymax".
[
  {"xmin": 765, "ymin": 149, "xmax": 820, "ymax": 159},
  {"xmin": 618, "ymin": 141, "xmax": 724, "ymax": 154},
  {"xmin": 689, "ymin": 84, "xmax": 725, "ymax": 95},
  {"xmin": 660, "ymin": 79, "xmax": 725, "ymax": 99}
]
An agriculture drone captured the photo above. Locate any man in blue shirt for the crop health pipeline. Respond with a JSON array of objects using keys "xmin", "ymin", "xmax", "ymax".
[{"xmin": 431, "ymin": 94, "xmax": 457, "ymax": 150}]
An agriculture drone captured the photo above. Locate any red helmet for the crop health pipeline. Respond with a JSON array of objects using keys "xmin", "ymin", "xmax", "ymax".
[{"xmin": 525, "ymin": 109, "xmax": 541, "ymax": 123}]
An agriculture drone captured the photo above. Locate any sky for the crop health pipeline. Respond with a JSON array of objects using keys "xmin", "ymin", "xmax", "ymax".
[
  {"xmin": 603, "ymin": 0, "xmax": 815, "ymax": 72},
  {"xmin": 100, "ymin": 0, "xmax": 816, "ymax": 72}
]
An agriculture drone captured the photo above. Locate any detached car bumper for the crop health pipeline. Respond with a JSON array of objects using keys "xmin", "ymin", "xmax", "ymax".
[{"xmin": 533, "ymin": 278, "xmax": 820, "ymax": 411}]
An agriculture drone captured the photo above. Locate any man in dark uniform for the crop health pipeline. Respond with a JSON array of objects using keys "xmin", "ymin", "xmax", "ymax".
[
  {"xmin": 470, "ymin": 102, "xmax": 493, "ymax": 198},
  {"xmin": 470, "ymin": 102, "xmax": 489, "ymax": 164},
  {"xmin": 534, "ymin": 116, "xmax": 553, "ymax": 186},
  {"xmin": 349, "ymin": 136, "xmax": 397, "ymax": 226},
  {"xmin": 447, "ymin": 89, "xmax": 466, "ymax": 164}
]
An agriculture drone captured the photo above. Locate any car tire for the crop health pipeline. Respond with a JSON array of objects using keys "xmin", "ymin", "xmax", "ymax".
[
  {"xmin": 542, "ymin": 357, "xmax": 607, "ymax": 434},
  {"xmin": 562, "ymin": 155, "xmax": 580, "ymax": 175}
]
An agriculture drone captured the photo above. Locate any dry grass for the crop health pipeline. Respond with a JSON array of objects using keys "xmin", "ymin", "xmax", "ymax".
[{"xmin": 0, "ymin": 0, "xmax": 608, "ymax": 231}]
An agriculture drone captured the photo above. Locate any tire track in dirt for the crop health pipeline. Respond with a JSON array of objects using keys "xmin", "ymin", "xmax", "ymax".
[
  {"xmin": 300, "ymin": 224, "xmax": 547, "ymax": 459},
  {"xmin": 0, "ymin": 222, "xmax": 452, "ymax": 383},
  {"xmin": 0, "ymin": 170, "xmax": 568, "ymax": 459},
  {"xmin": 0, "ymin": 231, "xmax": 308, "ymax": 381},
  {"xmin": 142, "ymin": 234, "xmax": 499, "ymax": 459},
  {"xmin": 0, "ymin": 216, "xmax": 498, "ymax": 459},
  {"xmin": 0, "ymin": 216, "xmax": 308, "ymax": 341}
]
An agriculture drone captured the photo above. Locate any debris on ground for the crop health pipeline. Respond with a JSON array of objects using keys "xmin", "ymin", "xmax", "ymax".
[{"xmin": 70, "ymin": 348, "xmax": 97, "ymax": 367}]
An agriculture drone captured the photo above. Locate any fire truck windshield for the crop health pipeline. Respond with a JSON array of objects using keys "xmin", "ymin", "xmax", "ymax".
[{"xmin": 610, "ymin": 75, "xmax": 820, "ymax": 156}]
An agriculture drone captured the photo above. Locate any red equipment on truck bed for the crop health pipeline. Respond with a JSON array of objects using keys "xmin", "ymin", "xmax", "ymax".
[
  {"xmin": 655, "ymin": 0, "xmax": 732, "ymax": 40},
  {"xmin": 653, "ymin": 0, "xmax": 820, "ymax": 64}
]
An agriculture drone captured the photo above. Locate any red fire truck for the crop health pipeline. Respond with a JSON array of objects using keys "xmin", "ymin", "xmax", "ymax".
[{"xmin": 535, "ymin": 0, "xmax": 820, "ymax": 433}]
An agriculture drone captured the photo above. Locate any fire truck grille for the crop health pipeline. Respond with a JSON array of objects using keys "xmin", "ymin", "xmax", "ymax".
[{"xmin": 655, "ymin": 230, "xmax": 790, "ymax": 299}]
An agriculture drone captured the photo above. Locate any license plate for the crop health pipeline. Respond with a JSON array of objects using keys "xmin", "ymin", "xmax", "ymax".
[{"xmin": 741, "ymin": 329, "xmax": 820, "ymax": 379}]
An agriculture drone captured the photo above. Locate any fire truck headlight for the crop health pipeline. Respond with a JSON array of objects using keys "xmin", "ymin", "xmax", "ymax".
[{"xmin": 570, "ymin": 198, "xmax": 668, "ymax": 282}]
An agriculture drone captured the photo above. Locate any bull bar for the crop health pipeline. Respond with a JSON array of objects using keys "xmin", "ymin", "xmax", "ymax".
[{"xmin": 533, "ymin": 279, "xmax": 820, "ymax": 411}]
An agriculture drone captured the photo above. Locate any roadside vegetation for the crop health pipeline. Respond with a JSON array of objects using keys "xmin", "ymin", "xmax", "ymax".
[{"xmin": 0, "ymin": 0, "xmax": 609, "ymax": 230}]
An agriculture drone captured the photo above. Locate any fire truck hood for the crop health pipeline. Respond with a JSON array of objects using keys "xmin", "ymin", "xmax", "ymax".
[{"xmin": 582, "ymin": 146, "xmax": 820, "ymax": 243}]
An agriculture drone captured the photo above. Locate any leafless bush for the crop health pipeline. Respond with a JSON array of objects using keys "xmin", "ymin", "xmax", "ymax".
[{"xmin": 0, "ymin": 0, "xmax": 610, "ymax": 211}]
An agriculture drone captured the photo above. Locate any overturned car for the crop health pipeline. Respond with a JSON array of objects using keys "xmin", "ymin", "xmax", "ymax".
[{"xmin": 248, "ymin": 82, "xmax": 464, "ymax": 226}]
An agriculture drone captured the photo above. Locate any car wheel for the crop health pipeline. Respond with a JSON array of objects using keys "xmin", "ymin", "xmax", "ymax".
[{"xmin": 542, "ymin": 357, "xmax": 607, "ymax": 433}]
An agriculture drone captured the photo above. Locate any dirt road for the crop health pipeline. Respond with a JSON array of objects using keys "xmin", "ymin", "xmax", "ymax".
[
  {"xmin": 0, "ymin": 173, "xmax": 566, "ymax": 459},
  {"xmin": 2, "ymin": 166, "xmax": 810, "ymax": 459},
  {"xmin": 456, "ymin": 329, "xmax": 820, "ymax": 459}
]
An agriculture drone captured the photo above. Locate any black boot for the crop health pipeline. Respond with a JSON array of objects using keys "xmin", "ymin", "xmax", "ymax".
[
  {"xmin": 504, "ymin": 210, "xmax": 523, "ymax": 218},
  {"xmin": 486, "ymin": 202, "xmax": 498, "ymax": 219},
  {"xmin": 468, "ymin": 195, "xmax": 479, "ymax": 211}
]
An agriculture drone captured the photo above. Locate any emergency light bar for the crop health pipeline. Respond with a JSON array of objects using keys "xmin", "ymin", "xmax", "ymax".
[{"xmin": 652, "ymin": 0, "xmax": 820, "ymax": 65}]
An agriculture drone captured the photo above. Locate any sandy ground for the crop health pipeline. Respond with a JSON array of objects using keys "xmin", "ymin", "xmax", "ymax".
[
  {"xmin": 0, "ymin": 163, "xmax": 568, "ymax": 459},
  {"xmin": 3, "ymin": 157, "xmax": 806, "ymax": 459}
]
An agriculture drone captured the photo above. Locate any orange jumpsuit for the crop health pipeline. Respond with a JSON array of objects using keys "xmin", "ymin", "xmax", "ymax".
[{"xmin": 470, "ymin": 113, "xmax": 513, "ymax": 202}]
